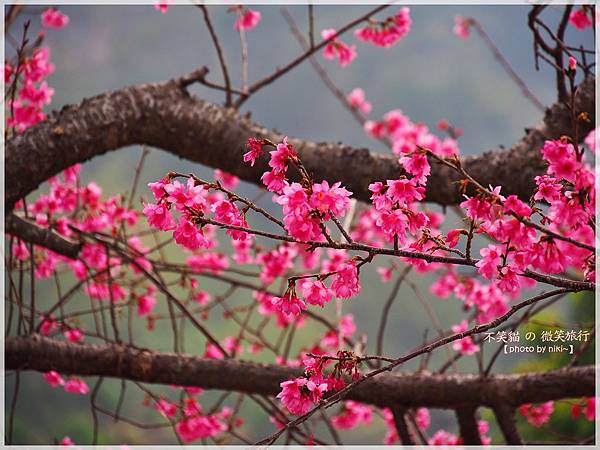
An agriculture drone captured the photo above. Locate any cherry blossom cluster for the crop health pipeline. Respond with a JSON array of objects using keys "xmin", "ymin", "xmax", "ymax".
[
  {"xmin": 44, "ymin": 370, "xmax": 89, "ymax": 395},
  {"xmin": 321, "ymin": 7, "xmax": 413, "ymax": 68},
  {"xmin": 144, "ymin": 389, "xmax": 235, "ymax": 442},
  {"xmin": 569, "ymin": 7, "xmax": 594, "ymax": 31},
  {"xmin": 277, "ymin": 350, "xmax": 362, "ymax": 416},
  {"xmin": 5, "ymin": 8, "xmax": 68, "ymax": 133},
  {"xmin": 321, "ymin": 29, "xmax": 357, "ymax": 67},
  {"xmin": 354, "ymin": 7, "xmax": 412, "ymax": 48},
  {"xmin": 153, "ymin": 2, "xmax": 261, "ymax": 32},
  {"xmin": 364, "ymin": 108, "xmax": 461, "ymax": 157}
]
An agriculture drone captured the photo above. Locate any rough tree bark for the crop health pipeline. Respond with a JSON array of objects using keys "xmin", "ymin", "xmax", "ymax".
[
  {"xmin": 5, "ymin": 70, "xmax": 595, "ymax": 211},
  {"xmin": 6, "ymin": 335, "xmax": 594, "ymax": 410}
]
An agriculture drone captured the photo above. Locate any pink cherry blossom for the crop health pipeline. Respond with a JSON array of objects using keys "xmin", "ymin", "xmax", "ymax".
[
  {"xmin": 415, "ymin": 407, "xmax": 430, "ymax": 430},
  {"xmin": 164, "ymin": 178, "xmax": 206, "ymax": 212},
  {"xmin": 331, "ymin": 262, "xmax": 361, "ymax": 299},
  {"xmin": 519, "ymin": 401, "xmax": 554, "ymax": 427},
  {"xmin": 309, "ymin": 180, "xmax": 352, "ymax": 218},
  {"xmin": 453, "ymin": 16, "xmax": 472, "ymax": 39},
  {"xmin": 261, "ymin": 170, "xmax": 286, "ymax": 193},
  {"xmin": 214, "ymin": 169, "xmax": 239, "ymax": 190},
  {"xmin": 569, "ymin": 56, "xmax": 577, "ymax": 71},
  {"xmin": 347, "ymin": 88, "xmax": 372, "ymax": 114},
  {"xmin": 584, "ymin": 128, "xmax": 597, "ymax": 153},
  {"xmin": 451, "ymin": 320, "xmax": 479, "ymax": 355},
  {"xmin": 321, "ymin": 29, "xmax": 357, "ymax": 67},
  {"xmin": 143, "ymin": 203, "xmax": 176, "ymax": 231},
  {"xmin": 155, "ymin": 399, "xmax": 177, "ymax": 417},
  {"xmin": 399, "ymin": 152, "xmax": 431, "ymax": 183},
  {"xmin": 44, "ymin": 370, "xmax": 65, "ymax": 387},
  {"xmin": 234, "ymin": 9, "xmax": 261, "ymax": 31},
  {"xmin": 354, "ymin": 8, "xmax": 411, "ymax": 48},
  {"xmin": 138, "ymin": 294, "xmax": 157, "ymax": 316},
  {"xmin": 268, "ymin": 136, "xmax": 297, "ymax": 172},
  {"xmin": 173, "ymin": 219, "xmax": 209, "ymax": 250},
  {"xmin": 243, "ymin": 137, "xmax": 265, "ymax": 166},
  {"xmin": 12, "ymin": 239, "xmax": 30, "ymax": 260},
  {"xmin": 41, "ymin": 8, "xmax": 69, "ymax": 28},
  {"xmin": 386, "ymin": 178, "xmax": 425, "ymax": 205},
  {"xmin": 428, "ymin": 429, "xmax": 460, "ymax": 445},
  {"xmin": 19, "ymin": 80, "xmax": 54, "ymax": 106},
  {"xmin": 377, "ymin": 266, "xmax": 393, "ymax": 282},
  {"xmin": 584, "ymin": 397, "xmax": 596, "ymax": 421},
  {"xmin": 272, "ymin": 290, "xmax": 307, "ymax": 317},
  {"xmin": 476, "ymin": 244, "xmax": 503, "ymax": 279},
  {"xmin": 300, "ymin": 279, "xmax": 332, "ymax": 307},
  {"xmin": 277, "ymin": 377, "xmax": 327, "ymax": 415},
  {"xmin": 60, "ymin": 437, "xmax": 75, "ymax": 447},
  {"xmin": 331, "ymin": 401, "xmax": 372, "ymax": 429},
  {"xmin": 176, "ymin": 413, "xmax": 227, "ymax": 442},
  {"xmin": 569, "ymin": 8, "xmax": 592, "ymax": 30},
  {"xmin": 65, "ymin": 328, "xmax": 84, "ymax": 343},
  {"xmin": 64, "ymin": 378, "xmax": 90, "ymax": 395},
  {"xmin": 154, "ymin": 1, "xmax": 171, "ymax": 14},
  {"xmin": 40, "ymin": 316, "xmax": 58, "ymax": 335}
]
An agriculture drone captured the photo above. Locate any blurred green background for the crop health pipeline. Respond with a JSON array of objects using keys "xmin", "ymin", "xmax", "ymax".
[{"xmin": 5, "ymin": 4, "xmax": 595, "ymax": 445}]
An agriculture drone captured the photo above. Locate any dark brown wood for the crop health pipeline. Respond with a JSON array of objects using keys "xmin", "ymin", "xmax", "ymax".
[
  {"xmin": 5, "ymin": 71, "xmax": 594, "ymax": 211},
  {"xmin": 456, "ymin": 407, "xmax": 483, "ymax": 445},
  {"xmin": 391, "ymin": 406, "xmax": 416, "ymax": 445},
  {"xmin": 6, "ymin": 335, "xmax": 594, "ymax": 410}
]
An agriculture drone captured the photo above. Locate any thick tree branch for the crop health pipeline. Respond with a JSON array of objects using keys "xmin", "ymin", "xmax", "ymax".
[
  {"xmin": 390, "ymin": 406, "xmax": 416, "ymax": 445},
  {"xmin": 6, "ymin": 335, "xmax": 595, "ymax": 410},
  {"xmin": 456, "ymin": 406, "xmax": 483, "ymax": 445},
  {"xmin": 494, "ymin": 404, "xmax": 524, "ymax": 445},
  {"xmin": 5, "ymin": 72, "xmax": 594, "ymax": 211},
  {"xmin": 6, "ymin": 213, "xmax": 82, "ymax": 259}
]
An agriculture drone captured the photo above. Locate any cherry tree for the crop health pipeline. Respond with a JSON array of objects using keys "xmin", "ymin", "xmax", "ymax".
[{"xmin": 4, "ymin": 4, "xmax": 596, "ymax": 446}]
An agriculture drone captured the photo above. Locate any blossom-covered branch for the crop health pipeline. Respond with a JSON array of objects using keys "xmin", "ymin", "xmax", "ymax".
[
  {"xmin": 6, "ymin": 334, "xmax": 594, "ymax": 410},
  {"xmin": 5, "ymin": 71, "xmax": 594, "ymax": 211}
]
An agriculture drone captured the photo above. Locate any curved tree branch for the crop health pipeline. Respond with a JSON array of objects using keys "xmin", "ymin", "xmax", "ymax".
[
  {"xmin": 6, "ymin": 213, "xmax": 82, "ymax": 259},
  {"xmin": 5, "ymin": 72, "xmax": 594, "ymax": 211},
  {"xmin": 6, "ymin": 335, "xmax": 595, "ymax": 410}
]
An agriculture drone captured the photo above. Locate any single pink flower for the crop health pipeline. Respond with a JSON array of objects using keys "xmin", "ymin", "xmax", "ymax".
[
  {"xmin": 331, "ymin": 401, "xmax": 372, "ymax": 429},
  {"xmin": 321, "ymin": 28, "xmax": 357, "ymax": 67},
  {"xmin": 143, "ymin": 203, "xmax": 176, "ymax": 231},
  {"xmin": 569, "ymin": 8, "xmax": 592, "ymax": 30},
  {"xmin": 243, "ymin": 137, "xmax": 265, "ymax": 166},
  {"xmin": 154, "ymin": 1, "xmax": 172, "ymax": 14},
  {"xmin": 347, "ymin": 88, "xmax": 372, "ymax": 114},
  {"xmin": 60, "ymin": 436, "xmax": 75, "ymax": 447},
  {"xmin": 300, "ymin": 279, "xmax": 332, "ymax": 307},
  {"xmin": 415, "ymin": 407, "xmax": 430, "ymax": 430},
  {"xmin": 64, "ymin": 378, "xmax": 90, "ymax": 395},
  {"xmin": 138, "ymin": 294, "xmax": 157, "ymax": 316},
  {"xmin": 272, "ymin": 290, "xmax": 306, "ymax": 317},
  {"xmin": 65, "ymin": 328, "xmax": 84, "ymax": 343},
  {"xmin": 41, "ymin": 8, "xmax": 69, "ymax": 29},
  {"xmin": 234, "ymin": 9, "xmax": 261, "ymax": 30},
  {"xmin": 214, "ymin": 169, "xmax": 239, "ymax": 190},
  {"xmin": 331, "ymin": 262, "xmax": 361, "ymax": 299},
  {"xmin": 173, "ymin": 219, "xmax": 209, "ymax": 250},
  {"xmin": 451, "ymin": 320, "xmax": 479, "ymax": 355},
  {"xmin": 453, "ymin": 16, "xmax": 471, "ymax": 39},
  {"xmin": 44, "ymin": 370, "xmax": 65, "ymax": 387}
]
